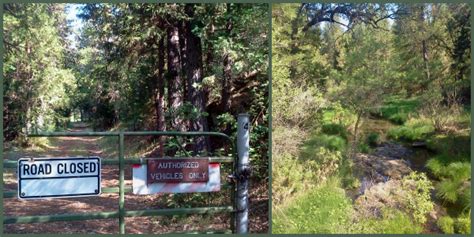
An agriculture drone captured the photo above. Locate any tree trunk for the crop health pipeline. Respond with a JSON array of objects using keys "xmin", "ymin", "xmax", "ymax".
[
  {"xmin": 350, "ymin": 111, "xmax": 363, "ymax": 159},
  {"xmin": 179, "ymin": 20, "xmax": 188, "ymax": 101},
  {"xmin": 221, "ymin": 4, "xmax": 233, "ymax": 113},
  {"xmin": 419, "ymin": 5, "xmax": 431, "ymax": 86},
  {"xmin": 155, "ymin": 37, "xmax": 166, "ymax": 156},
  {"xmin": 167, "ymin": 23, "xmax": 185, "ymax": 132},
  {"xmin": 184, "ymin": 4, "xmax": 210, "ymax": 154}
]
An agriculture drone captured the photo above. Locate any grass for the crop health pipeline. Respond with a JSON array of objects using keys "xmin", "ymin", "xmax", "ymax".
[
  {"xmin": 300, "ymin": 134, "xmax": 346, "ymax": 157},
  {"xmin": 426, "ymin": 134, "xmax": 470, "ymax": 158},
  {"xmin": 321, "ymin": 123, "xmax": 348, "ymax": 140},
  {"xmin": 351, "ymin": 208, "xmax": 423, "ymax": 234},
  {"xmin": 387, "ymin": 117, "xmax": 434, "ymax": 141},
  {"xmin": 272, "ymin": 178, "xmax": 352, "ymax": 234},
  {"xmin": 376, "ymin": 96, "xmax": 420, "ymax": 124}
]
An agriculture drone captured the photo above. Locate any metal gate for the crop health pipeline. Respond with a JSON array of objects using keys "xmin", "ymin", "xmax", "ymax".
[{"xmin": 3, "ymin": 115, "xmax": 250, "ymax": 234}]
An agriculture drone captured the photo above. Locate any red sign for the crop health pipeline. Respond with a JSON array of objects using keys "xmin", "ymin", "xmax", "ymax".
[{"xmin": 147, "ymin": 158, "xmax": 209, "ymax": 184}]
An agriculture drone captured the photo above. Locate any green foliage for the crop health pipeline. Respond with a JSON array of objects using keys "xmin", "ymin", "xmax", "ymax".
[
  {"xmin": 401, "ymin": 172, "xmax": 435, "ymax": 224},
  {"xmin": 321, "ymin": 123, "xmax": 348, "ymax": 140},
  {"xmin": 273, "ymin": 147, "xmax": 342, "ymax": 205},
  {"xmin": 366, "ymin": 132, "xmax": 380, "ymax": 147},
  {"xmin": 454, "ymin": 213, "xmax": 471, "ymax": 234},
  {"xmin": 437, "ymin": 179, "xmax": 461, "ymax": 203},
  {"xmin": 272, "ymin": 154, "xmax": 310, "ymax": 204},
  {"xmin": 426, "ymin": 134, "xmax": 470, "ymax": 158},
  {"xmin": 426, "ymin": 134, "xmax": 471, "ymax": 209},
  {"xmin": 358, "ymin": 142, "xmax": 371, "ymax": 153},
  {"xmin": 437, "ymin": 216, "xmax": 455, "ymax": 234},
  {"xmin": 387, "ymin": 118, "xmax": 434, "ymax": 141},
  {"xmin": 377, "ymin": 97, "xmax": 420, "ymax": 124},
  {"xmin": 4, "ymin": 3, "xmax": 77, "ymax": 141},
  {"xmin": 351, "ymin": 208, "xmax": 423, "ymax": 234},
  {"xmin": 300, "ymin": 134, "xmax": 346, "ymax": 155},
  {"xmin": 322, "ymin": 105, "xmax": 357, "ymax": 128},
  {"xmin": 273, "ymin": 178, "xmax": 352, "ymax": 234}
]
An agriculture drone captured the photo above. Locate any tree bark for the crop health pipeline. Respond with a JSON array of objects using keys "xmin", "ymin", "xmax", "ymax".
[
  {"xmin": 167, "ymin": 23, "xmax": 185, "ymax": 131},
  {"xmin": 155, "ymin": 37, "xmax": 166, "ymax": 156},
  {"xmin": 184, "ymin": 4, "xmax": 210, "ymax": 154},
  {"xmin": 221, "ymin": 4, "xmax": 233, "ymax": 113},
  {"xmin": 350, "ymin": 111, "xmax": 363, "ymax": 159}
]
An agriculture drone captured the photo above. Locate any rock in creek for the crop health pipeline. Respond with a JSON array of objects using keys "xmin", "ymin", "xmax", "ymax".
[{"xmin": 352, "ymin": 142, "xmax": 413, "ymax": 195}]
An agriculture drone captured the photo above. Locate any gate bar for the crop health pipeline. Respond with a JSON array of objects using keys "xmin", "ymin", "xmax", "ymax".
[
  {"xmin": 3, "ymin": 157, "xmax": 233, "ymax": 168},
  {"xmin": 4, "ymin": 184, "xmax": 233, "ymax": 198},
  {"xmin": 4, "ymin": 206, "xmax": 233, "ymax": 224}
]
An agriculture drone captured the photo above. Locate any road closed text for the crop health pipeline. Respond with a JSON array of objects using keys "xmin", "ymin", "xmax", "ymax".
[
  {"xmin": 19, "ymin": 158, "xmax": 100, "ymax": 179},
  {"xmin": 21, "ymin": 161, "xmax": 98, "ymax": 176},
  {"xmin": 17, "ymin": 157, "xmax": 101, "ymax": 199}
]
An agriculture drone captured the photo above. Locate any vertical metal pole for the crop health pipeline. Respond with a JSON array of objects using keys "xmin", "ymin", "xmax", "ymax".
[
  {"xmin": 236, "ymin": 113, "xmax": 250, "ymax": 234},
  {"xmin": 118, "ymin": 132, "xmax": 125, "ymax": 234}
]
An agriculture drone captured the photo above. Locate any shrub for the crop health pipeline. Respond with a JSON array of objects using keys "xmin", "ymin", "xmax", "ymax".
[
  {"xmin": 387, "ymin": 118, "xmax": 434, "ymax": 141},
  {"xmin": 426, "ymin": 158, "xmax": 444, "ymax": 177},
  {"xmin": 273, "ymin": 178, "xmax": 352, "ymax": 234},
  {"xmin": 273, "ymin": 147, "xmax": 343, "ymax": 205},
  {"xmin": 426, "ymin": 134, "xmax": 470, "ymax": 158},
  {"xmin": 358, "ymin": 143, "xmax": 371, "ymax": 153},
  {"xmin": 455, "ymin": 213, "xmax": 471, "ymax": 234},
  {"xmin": 300, "ymin": 134, "xmax": 346, "ymax": 156},
  {"xmin": 401, "ymin": 172, "xmax": 435, "ymax": 224},
  {"xmin": 366, "ymin": 132, "xmax": 380, "ymax": 147},
  {"xmin": 437, "ymin": 216, "xmax": 455, "ymax": 234},
  {"xmin": 388, "ymin": 113, "xmax": 408, "ymax": 125},
  {"xmin": 353, "ymin": 172, "xmax": 434, "ymax": 225},
  {"xmin": 378, "ymin": 96, "xmax": 419, "ymax": 125},
  {"xmin": 351, "ymin": 208, "xmax": 423, "ymax": 234},
  {"xmin": 272, "ymin": 153, "xmax": 314, "ymax": 205},
  {"xmin": 321, "ymin": 123, "xmax": 348, "ymax": 140},
  {"xmin": 437, "ymin": 179, "xmax": 461, "ymax": 203},
  {"xmin": 459, "ymin": 185, "xmax": 471, "ymax": 212}
]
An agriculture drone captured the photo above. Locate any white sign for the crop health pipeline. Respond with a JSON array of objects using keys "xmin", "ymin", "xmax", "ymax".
[
  {"xmin": 17, "ymin": 157, "xmax": 101, "ymax": 199},
  {"xmin": 132, "ymin": 162, "xmax": 220, "ymax": 194}
]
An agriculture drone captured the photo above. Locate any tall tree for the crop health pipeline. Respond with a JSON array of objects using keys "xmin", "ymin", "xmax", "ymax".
[{"xmin": 184, "ymin": 4, "xmax": 210, "ymax": 153}]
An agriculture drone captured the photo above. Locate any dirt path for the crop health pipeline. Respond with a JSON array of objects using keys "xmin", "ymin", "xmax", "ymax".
[{"xmin": 3, "ymin": 125, "xmax": 267, "ymax": 233}]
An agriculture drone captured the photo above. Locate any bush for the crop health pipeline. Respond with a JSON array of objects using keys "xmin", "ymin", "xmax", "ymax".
[
  {"xmin": 273, "ymin": 178, "xmax": 352, "ymax": 234},
  {"xmin": 353, "ymin": 172, "xmax": 434, "ymax": 225},
  {"xmin": 272, "ymin": 153, "xmax": 314, "ymax": 205},
  {"xmin": 426, "ymin": 134, "xmax": 470, "ymax": 158},
  {"xmin": 300, "ymin": 134, "xmax": 346, "ymax": 156},
  {"xmin": 273, "ymin": 147, "xmax": 342, "ymax": 205},
  {"xmin": 426, "ymin": 158, "xmax": 444, "ymax": 177},
  {"xmin": 388, "ymin": 113, "xmax": 409, "ymax": 125},
  {"xmin": 400, "ymin": 172, "xmax": 435, "ymax": 224},
  {"xmin": 366, "ymin": 132, "xmax": 380, "ymax": 147},
  {"xmin": 455, "ymin": 213, "xmax": 471, "ymax": 234},
  {"xmin": 387, "ymin": 118, "xmax": 434, "ymax": 141},
  {"xmin": 437, "ymin": 216, "xmax": 455, "ymax": 234},
  {"xmin": 378, "ymin": 97, "xmax": 419, "ymax": 125},
  {"xmin": 321, "ymin": 123, "xmax": 348, "ymax": 140},
  {"xmin": 427, "ymin": 155, "xmax": 471, "ymax": 207},
  {"xmin": 351, "ymin": 208, "xmax": 423, "ymax": 234},
  {"xmin": 358, "ymin": 143, "xmax": 371, "ymax": 153}
]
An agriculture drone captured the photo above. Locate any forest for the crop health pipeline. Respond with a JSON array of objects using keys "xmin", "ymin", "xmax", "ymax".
[
  {"xmin": 272, "ymin": 3, "xmax": 470, "ymax": 234},
  {"xmin": 3, "ymin": 3, "xmax": 268, "ymax": 234}
]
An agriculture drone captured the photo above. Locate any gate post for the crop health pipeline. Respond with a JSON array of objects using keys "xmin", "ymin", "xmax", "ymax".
[{"xmin": 236, "ymin": 113, "xmax": 250, "ymax": 234}]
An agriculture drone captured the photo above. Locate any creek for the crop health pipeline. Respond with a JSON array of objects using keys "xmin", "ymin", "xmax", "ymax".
[{"xmin": 358, "ymin": 117, "xmax": 446, "ymax": 233}]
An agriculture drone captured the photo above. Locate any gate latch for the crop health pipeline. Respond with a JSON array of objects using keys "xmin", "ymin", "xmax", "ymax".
[{"xmin": 227, "ymin": 164, "xmax": 252, "ymax": 183}]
